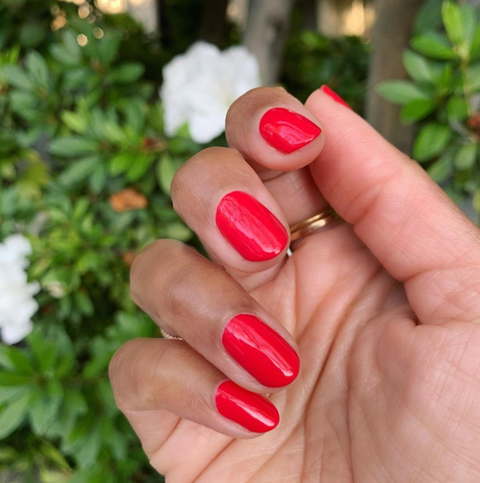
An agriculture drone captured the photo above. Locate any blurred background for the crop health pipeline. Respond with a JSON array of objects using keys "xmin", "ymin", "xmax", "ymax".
[{"xmin": 0, "ymin": 0, "xmax": 479, "ymax": 481}]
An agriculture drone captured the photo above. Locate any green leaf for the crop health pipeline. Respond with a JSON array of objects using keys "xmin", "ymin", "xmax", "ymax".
[
  {"xmin": 0, "ymin": 392, "xmax": 31, "ymax": 439},
  {"xmin": 26, "ymin": 51, "xmax": 49, "ymax": 88},
  {"xmin": 0, "ymin": 371, "xmax": 32, "ymax": 386},
  {"xmin": 89, "ymin": 165, "xmax": 108, "ymax": 193},
  {"xmin": 61, "ymin": 111, "xmax": 88, "ymax": 134},
  {"xmin": 411, "ymin": 33, "xmax": 458, "ymax": 60},
  {"xmin": 126, "ymin": 154, "xmax": 153, "ymax": 181},
  {"xmin": 427, "ymin": 152, "xmax": 453, "ymax": 183},
  {"xmin": 413, "ymin": 123, "xmax": 452, "ymax": 161},
  {"xmin": 50, "ymin": 137, "xmax": 98, "ymax": 157},
  {"xmin": 414, "ymin": 0, "xmax": 443, "ymax": 35},
  {"xmin": 460, "ymin": 5, "xmax": 477, "ymax": 44},
  {"xmin": 59, "ymin": 156, "xmax": 100, "ymax": 185},
  {"xmin": 27, "ymin": 329, "xmax": 57, "ymax": 373},
  {"xmin": 401, "ymin": 99, "xmax": 435, "ymax": 124},
  {"xmin": 376, "ymin": 80, "xmax": 430, "ymax": 105},
  {"xmin": 0, "ymin": 346, "xmax": 34, "ymax": 374},
  {"xmin": 473, "ymin": 188, "xmax": 480, "ymax": 212},
  {"xmin": 156, "ymin": 155, "xmax": 179, "ymax": 195},
  {"xmin": 403, "ymin": 50, "xmax": 434, "ymax": 84},
  {"xmin": 466, "ymin": 64, "xmax": 480, "ymax": 91},
  {"xmin": 447, "ymin": 97, "xmax": 469, "ymax": 121},
  {"xmin": 29, "ymin": 381, "xmax": 63, "ymax": 435},
  {"xmin": 0, "ymin": 386, "xmax": 31, "ymax": 405},
  {"xmin": 4, "ymin": 65, "xmax": 34, "ymax": 90},
  {"xmin": 109, "ymin": 63, "xmax": 145, "ymax": 84},
  {"xmin": 109, "ymin": 152, "xmax": 134, "ymax": 175},
  {"xmin": 470, "ymin": 24, "xmax": 480, "ymax": 59},
  {"xmin": 442, "ymin": 1, "xmax": 464, "ymax": 46},
  {"xmin": 165, "ymin": 222, "xmax": 192, "ymax": 241},
  {"xmin": 454, "ymin": 143, "xmax": 477, "ymax": 170}
]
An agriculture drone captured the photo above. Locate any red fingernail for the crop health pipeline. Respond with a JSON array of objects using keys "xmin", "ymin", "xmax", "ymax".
[
  {"xmin": 216, "ymin": 191, "xmax": 288, "ymax": 261},
  {"xmin": 259, "ymin": 107, "xmax": 321, "ymax": 153},
  {"xmin": 215, "ymin": 381, "xmax": 279, "ymax": 433},
  {"xmin": 223, "ymin": 314, "xmax": 300, "ymax": 388},
  {"xmin": 321, "ymin": 85, "xmax": 352, "ymax": 109}
]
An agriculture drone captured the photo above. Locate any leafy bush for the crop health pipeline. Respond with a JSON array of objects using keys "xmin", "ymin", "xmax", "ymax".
[
  {"xmin": 282, "ymin": 30, "xmax": 370, "ymax": 111},
  {"xmin": 378, "ymin": 0, "xmax": 480, "ymax": 215},
  {"xmin": 0, "ymin": 5, "xmax": 203, "ymax": 482}
]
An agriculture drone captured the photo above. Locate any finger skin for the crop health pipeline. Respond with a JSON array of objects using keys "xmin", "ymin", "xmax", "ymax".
[
  {"xmin": 305, "ymin": 89, "xmax": 480, "ymax": 325},
  {"xmin": 225, "ymin": 87, "xmax": 329, "ymax": 225},
  {"xmin": 130, "ymin": 239, "xmax": 300, "ymax": 391},
  {"xmin": 171, "ymin": 147, "xmax": 290, "ymax": 272},
  {"xmin": 109, "ymin": 338, "xmax": 279, "ymax": 439}
]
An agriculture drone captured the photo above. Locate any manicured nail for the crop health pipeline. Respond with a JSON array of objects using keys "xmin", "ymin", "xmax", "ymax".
[
  {"xmin": 216, "ymin": 191, "xmax": 288, "ymax": 261},
  {"xmin": 215, "ymin": 381, "xmax": 279, "ymax": 433},
  {"xmin": 259, "ymin": 107, "xmax": 322, "ymax": 153},
  {"xmin": 223, "ymin": 314, "xmax": 300, "ymax": 388},
  {"xmin": 321, "ymin": 85, "xmax": 352, "ymax": 109}
]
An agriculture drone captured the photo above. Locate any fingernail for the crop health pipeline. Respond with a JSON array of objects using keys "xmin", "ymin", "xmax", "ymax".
[
  {"xmin": 321, "ymin": 85, "xmax": 352, "ymax": 109},
  {"xmin": 259, "ymin": 107, "xmax": 322, "ymax": 153},
  {"xmin": 222, "ymin": 314, "xmax": 300, "ymax": 388},
  {"xmin": 215, "ymin": 381, "xmax": 279, "ymax": 433},
  {"xmin": 216, "ymin": 191, "xmax": 288, "ymax": 262}
]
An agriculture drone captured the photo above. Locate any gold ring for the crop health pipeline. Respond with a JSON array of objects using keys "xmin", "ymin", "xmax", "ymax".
[
  {"xmin": 160, "ymin": 327, "xmax": 183, "ymax": 340},
  {"xmin": 290, "ymin": 208, "xmax": 339, "ymax": 242}
]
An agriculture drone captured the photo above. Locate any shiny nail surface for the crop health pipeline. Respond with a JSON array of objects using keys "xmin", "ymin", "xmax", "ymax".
[
  {"xmin": 216, "ymin": 191, "xmax": 288, "ymax": 261},
  {"xmin": 259, "ymin": 107, "xmax": 322, "ymax": 153},
  {"xmin": 223, "ymin": 314, "xmax": 300, "ymax": 387},
  {"xmin": 215, "ymin": 381, "xmax": 279, "ymax": 433},
  {"xmin": 321, "ymin": 85, "xmax": 352, "ymax": 109}
]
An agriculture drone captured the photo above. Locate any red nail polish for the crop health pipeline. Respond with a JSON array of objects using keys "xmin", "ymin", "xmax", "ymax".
[
  {"xmin": 223, "ymin": 314, "xmax": 300, "ymax": 388},
  {"xmin": 321, "ymin": 85, "xmax": 352, "ymax": 109},
  {"xmin": 259, "ymin": 107, "xmax": 322, "ymax": 153},
  {"xmin": 215, "ymin": 381, "xmax": 279, "ymax": 433},
  {"xmin": 216, "ymin": 191, "xmax": 288, "ymax": 261}
]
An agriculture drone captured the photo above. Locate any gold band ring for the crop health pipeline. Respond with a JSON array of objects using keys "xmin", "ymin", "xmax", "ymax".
[
  {"xmin": 160, "ymin": 327, "xmax": 183, "ymax": 340},
  {"xmin": 290, "ymin": 208, "xmax": 338, "ymax": 242}
]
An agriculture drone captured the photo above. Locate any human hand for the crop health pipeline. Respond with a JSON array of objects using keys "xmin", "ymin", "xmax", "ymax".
[{"xmin": 110, "ymin": 87, "xmax": 480, "ymax": 482}]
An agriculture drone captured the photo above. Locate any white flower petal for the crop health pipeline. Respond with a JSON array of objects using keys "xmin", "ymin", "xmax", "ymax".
[
  {"xmin": 0, "ymin": 234, "xmax": 38, "ymax": 344},
  {"xmin": 161, "ymin": 41, "xmax": 261, "ymax": 143},
  {"xmin": 2, "ymin": 321, "xmax": 33, "ymax": 345}
]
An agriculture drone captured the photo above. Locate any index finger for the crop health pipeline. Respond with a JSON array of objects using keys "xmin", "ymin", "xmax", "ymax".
[{"xmin": 306, "ymin": 87, "xmax": 480, "ymax": 326}]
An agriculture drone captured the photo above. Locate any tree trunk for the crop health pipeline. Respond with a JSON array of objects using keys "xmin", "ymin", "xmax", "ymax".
[
  {"xmin": 366, "ymin": 0, "xmax": 424, "ymax": 154},
  {"xmin": 298, "ymin": 0, "xmax": 318, "ymax": 30},
  {"xmin": 243, "ymin": 0, "xmax": 295, "ymax": 86},
  {"xmin": 199, "ymin": 0, "xmax": 229, "ymax": 47}
]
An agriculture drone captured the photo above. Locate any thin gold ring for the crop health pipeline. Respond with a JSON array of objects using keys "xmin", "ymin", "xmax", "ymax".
[
  {"xmin": 160, "ymin": 327, "xmax": 183, "ymax": 340},
  {"xmin": 290, "ymin": 208, "xmax": 339, "ymax": 242}
]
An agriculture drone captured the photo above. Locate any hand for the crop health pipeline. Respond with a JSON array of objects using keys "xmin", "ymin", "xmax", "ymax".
[{"xmin": 109, "ymin": 87, "xmax": 480, "ymax": 482}]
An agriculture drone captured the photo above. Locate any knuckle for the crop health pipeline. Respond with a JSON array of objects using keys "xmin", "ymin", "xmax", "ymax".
[{"xmin": 130, "ymin": 238, "xmax": 186, "ymax": 308}]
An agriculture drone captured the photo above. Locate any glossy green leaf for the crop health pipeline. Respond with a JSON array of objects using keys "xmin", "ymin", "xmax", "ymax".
[
  {"xmin": 50, "ymin": 137, "xmax": 98, "ymax": 157},
  {"xmin": 454, "ymin": 144, "xmax": 477, "ymax": 170},
  {"xmin": 411, "ymin": 33, "xmax": 458, "ymax": 60},
  {"xmin": 4, "ymin": 65, "xmax": 34, "ymax": 90},
  {"xmin": 0, "ymin": 392, "xmax": 31, "ymax": 439},
  {"xmin": 61, "ymin": 111, "xmax": 88, "ymax": 134},
  {"xmin": 413, "ymin": 123, "xmax": 452, "ymax": 161},
  {"xmin": 59, "ymin": 156, "xmax": 100, "ymax": 185},
  {"xmin": 376, "ymin": 80, "xmax": 430, "ymax": 105},
  {"xmin": 442, "ymin": 1, "xmax": 464, "ymax": 46},
  {"xmin": 447, "ymin": 97, "xmax": 469, "ymax": 121},
  {"xmin": 403, "ymin": 50, "xmax": 434, "ymax": 83},
  {"xmin": 109, "ymin": 63, "xmax": 145, "ymax": 84},
  {"xmin": 26, "ymin": 51, "xmax": 49, "ymax": 88},
  {"xmin": 427, "ymin": 153, "xmax": 453, "ymax": 183},
  {"xmin": 470, "ymin": 24, "xmax": 480, "ymax": 59},
  {"xmin": 401, "ymin": 99, "xmax": 435, "ymax": 124}
]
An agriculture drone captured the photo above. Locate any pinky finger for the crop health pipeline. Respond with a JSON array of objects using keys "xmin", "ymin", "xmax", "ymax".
[{"xmin": 109, "ymin": 338, "xmax": 280, "ymax": 445}]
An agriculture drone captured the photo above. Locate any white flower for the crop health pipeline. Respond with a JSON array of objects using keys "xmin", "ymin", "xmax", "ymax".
[
  {"xmin": 161, "ymin": 41, "xmax": 261, "ymax": 144},
  {"xmin": 0, "ymin": 234, "xmax": 40, "ymax": 345}
]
